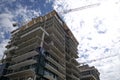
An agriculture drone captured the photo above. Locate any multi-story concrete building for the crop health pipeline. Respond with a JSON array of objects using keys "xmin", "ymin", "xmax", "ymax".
[
  {"xmin": 2, "ymin": 10, "xmax": 80, "ymax": 80},
  {"xmin": 79, "ymin": 65, "xmax": 100, "ymax": 80}
]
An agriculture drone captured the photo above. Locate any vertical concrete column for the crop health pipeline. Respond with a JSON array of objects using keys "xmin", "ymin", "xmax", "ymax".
[
  {"xmin": 33, "ymin": 75, "xmax": 36, "ymax": 80},
  {"xmin": 40, "ymin": 32, "xmax": 45, "ymax": 47}
]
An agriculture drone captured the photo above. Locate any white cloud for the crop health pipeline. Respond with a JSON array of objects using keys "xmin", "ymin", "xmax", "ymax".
[
  {"xmin": 0, "ymin": 13, "xmax": 16, "ymax": 31},
  {"xmin": 0, "ymin": 11, "xmax": 17, "ymax": 60},
  {"xmin": 0, "ymin": 3, "xmax": 41, "ymax": 60},
  {"xmin": 53, "ymin": 0, "xmax": 120, "ymax": 80},
  {"xmin": 13, "ymin": 4, "xmax": 41, "ymax": 23}
]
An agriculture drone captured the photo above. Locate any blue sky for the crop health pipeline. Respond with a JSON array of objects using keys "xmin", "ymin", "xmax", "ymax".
[{"xmin": 0, "ymin": 0, "xmax": 120, "ymax": 80}]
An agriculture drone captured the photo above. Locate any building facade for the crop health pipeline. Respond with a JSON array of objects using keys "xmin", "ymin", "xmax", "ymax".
[
  {"xmin": 2, "ymin": 10, "xmax": 80, "ymax": 80},
  {"xmin": 79, "ymin": 65, "xmax": 100, "ymax": 80}
]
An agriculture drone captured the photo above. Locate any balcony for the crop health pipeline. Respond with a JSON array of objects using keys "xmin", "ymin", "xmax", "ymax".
[
  {"xmin": 71, "ymin": 64, "xmax": 80, "ymax": 76},
  {"xmin": 46, "ymin": 26, "xmax": 65, "ymax": 44},
  {"xmin": 66, "ymin": 61, "xmax": 72, "ymax": 69},
  {"xmin": 72, "ymin": 68, "xmax": 79, "ymax": 78},
  {"xmin": 66, "ymin": 68, "xmax": 73, "ymax": 79},
  {"xmin": 71, "ymin": 59, "xmax": 79, "ymax": 66},
  {"xmin": 66, "ymin": 53, "xmax": 71, "ymax": 63},
  {"xmin": 80, "ymin": 70, "xmax": 99, "ymax": 80},
  {"xmin": 70, "ymin": 50, "xmax": 79, "ymax": 58},
  {"xmin": 49, "ymin": 42, "xmax": 65, "ymax": 58},
  {"xmin": 48, "ymin": 49, "xmax": 60, "ymax": 60},
  {"xmin": 72, "ymin": 74, "xmax": 79, "ymax": 80},
  {"xmin": 54, "ymin": 14, "xmax": 63, "ymax": 26},
  {"xmin": 4, "ymin": 46, "xmax": 18, "ymax": 54},
  {"xmin": 50, "ymin": 33, "xmax": 65, "ymax": 50},
  {"xmin": 46, "ymin": 56, "xmax": 65, "ymax": 73},
  {"xmin": 5, "ymin": 42, "xmax": 12, "ymax": 48},
  {"xmin": 8, "ymin": 59, "xmax": 37, "ymax": 70},
  {"xmin": 44, "ymin": 74, "xmax": 56, "ymax": 80},
  {"xmin": 80, "ymin": 75, "xmax": 96, "ymax": 80},
  {"xmin": 15, "ymin": 42, "xmax": 39, "ymax": 55},
  {"xmin": 18, "ymin": 36, "xmax": 42, "ymax": 50},
  {"xmin": 69, "ymin": 38, "xmax": 78, "ymax": 50},
  {"xmin": 5, "ymin": 68, "xmax": 35, "ymax": 78},
  {"xmin": 45, "ymin": 63, "xmax": 65, "ymax": 80},
  {"xmin": 12, "ymin": 51, "xmax": 39, "ymax": 63},
  {"xmin": 20, "ymin": 26, "xmax": 43, "ymax": 38},
  {"xmin": 48, "ymin": 49, "xmax": 65, "ymax": 67},
  {"xmin": 66, "ymin": 72, "xmax": 73, "ymax": 79},
  {"xmin": 11, "ymin": 29, "xmax": 19, "ymax": 36}
]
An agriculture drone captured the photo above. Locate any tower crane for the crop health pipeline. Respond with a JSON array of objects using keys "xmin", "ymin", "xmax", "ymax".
[
  {"xmin": 80, "ymin": 54, "xmax": 118, "ymax": 64},
  {"xmin": 61, "ymin": 3, "xmax": 100, "ymax": 14}
]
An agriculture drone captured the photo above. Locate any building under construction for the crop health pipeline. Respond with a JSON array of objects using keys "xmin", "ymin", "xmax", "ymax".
[
  {"xmin": 79, "ymin": 65, "xmax": 100, "ymax": 80},
  {"xmin": 0, "ymin": 10, "xmax": 100, "ymax": 80},
  {"xmin": 1, "ymin": 10, "xmax": 80, "ymax": 80}
]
